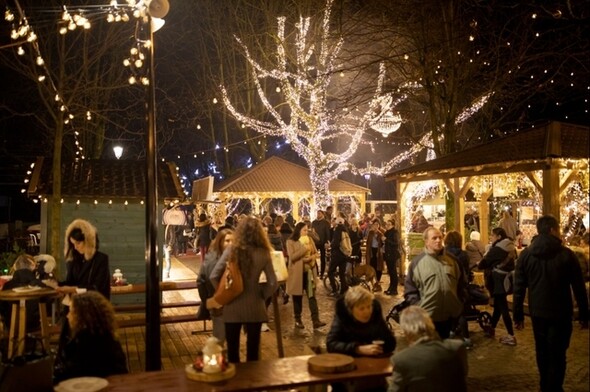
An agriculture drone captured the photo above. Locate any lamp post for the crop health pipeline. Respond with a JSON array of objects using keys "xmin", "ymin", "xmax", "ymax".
[{"xmin": 144, "ymin": 0, "xmax": 169, "ymax": 372}]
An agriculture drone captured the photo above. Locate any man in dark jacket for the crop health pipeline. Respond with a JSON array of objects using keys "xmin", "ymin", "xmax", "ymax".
[
  {"xmin": 513, "ymin": 215, "xmax": 588, "ymax": 392},
  {"xmin": 311, "ymin": 210, "xmax": 331, "ymax": 277}
]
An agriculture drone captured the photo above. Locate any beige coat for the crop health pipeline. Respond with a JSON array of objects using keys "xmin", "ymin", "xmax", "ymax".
[{"xmin": 285, "ymin": 238, "xmax": 318, "ymax": 296}]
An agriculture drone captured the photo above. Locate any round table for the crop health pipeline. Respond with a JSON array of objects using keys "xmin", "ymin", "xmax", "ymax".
[{"xmin": 0, "ymin": 287, "xmax": 60, "ymax": 358}]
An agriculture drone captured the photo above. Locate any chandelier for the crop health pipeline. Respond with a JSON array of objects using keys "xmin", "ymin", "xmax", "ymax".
[
  {"xmin": 370, "ymin": 95, "xmax": 402, "ymax": 137},
  {"xmin": 371, "ymin": 109, "xmax": 402, "ymax": 137}
]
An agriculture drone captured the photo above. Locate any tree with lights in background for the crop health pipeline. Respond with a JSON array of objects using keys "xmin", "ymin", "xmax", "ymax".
[{"xmin": 221, "ymin": 0, "xmax": 427, "ymax": 210}]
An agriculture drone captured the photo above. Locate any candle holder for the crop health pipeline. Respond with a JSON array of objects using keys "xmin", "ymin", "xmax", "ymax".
[{"xmin": 185, "ymin": 337, "xmax": 235, "ymax": 382}]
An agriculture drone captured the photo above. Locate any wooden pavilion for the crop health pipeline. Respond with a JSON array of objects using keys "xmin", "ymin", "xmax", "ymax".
[
  {"xmin": 212, "ymin": 156, "xmax": 369, "ymax": 220},
  {"xmin": 386, "ymin": 121, "xmax": 589, "ymax": 248}
]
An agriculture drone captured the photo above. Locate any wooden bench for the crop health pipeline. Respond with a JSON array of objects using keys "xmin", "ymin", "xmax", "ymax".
[{"xmin": 112, "ymin": 280, "xmax": 209, "ymax": 331}]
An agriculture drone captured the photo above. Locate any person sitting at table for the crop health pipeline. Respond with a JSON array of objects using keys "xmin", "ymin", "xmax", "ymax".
[
  {"xmin": 53, "ymin": 291, "xmax": 128, "ymax": 383},
  {"xmin": 388, "ymin": 306, "xmax": 468, "ymax": 392},
  {"xmin": 326, "ymin": 285, "xmax": 396, "ymax": 392},
  {"xmin": 0, "ymin": 254, "xmax": 47, "ymax": 332}
]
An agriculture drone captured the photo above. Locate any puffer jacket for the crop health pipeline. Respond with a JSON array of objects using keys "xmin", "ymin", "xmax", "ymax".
[
  {"xmin": 478, "ymin": 238, "xmax": 516, "ymax": 295},
  {"xmin": 404, "ymin": 250, "xmax": 465, "ymax": 322},
  {"xmin": 513, "ymin": 234, "xmax": 588, "ymax": 323}
]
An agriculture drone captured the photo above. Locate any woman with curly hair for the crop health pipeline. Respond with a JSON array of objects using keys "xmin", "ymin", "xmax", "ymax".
[
  {"xmin": 53, "ymin": 291, "xmax": 128, "ymax": 383},
  {"xmin": 210, "ymin": 217, "xmax": 277, "ymax": 363}
]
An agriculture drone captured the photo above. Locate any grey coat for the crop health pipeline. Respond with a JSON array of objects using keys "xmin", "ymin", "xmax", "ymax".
[
  {"xmin": 389, "ymin": 339, "xmax": 467, "ymax": 392},
  {"xmin": 210, "ymin": 246, "xmax": 277, "ymax": 323}
]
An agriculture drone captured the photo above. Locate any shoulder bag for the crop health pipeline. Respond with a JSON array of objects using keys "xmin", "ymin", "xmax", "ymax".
[{"xmin": 210, "ymin": 260, "xmax": 243, "ymax": 308}]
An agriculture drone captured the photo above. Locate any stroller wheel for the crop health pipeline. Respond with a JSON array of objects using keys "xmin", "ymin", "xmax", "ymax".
[{"xmin": 477, "ymin": 311, "xmax": 492, "ymax": 331}]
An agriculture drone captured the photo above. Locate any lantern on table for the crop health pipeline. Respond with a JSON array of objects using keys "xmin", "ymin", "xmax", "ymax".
[
  {"xmin": 202, "ymin": 337, "xmax": 224, "ymax": 373},
  {"xmin": 185, "ymin": 337, "xmax": 235, "ymax": 382}
]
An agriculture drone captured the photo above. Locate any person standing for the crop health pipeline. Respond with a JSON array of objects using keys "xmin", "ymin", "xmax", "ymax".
[
  {"xmin": 404, "ymin": 227, "xmax": 465, "ymax": 339},
  {"xmin": 513, "ymin": 215, "xmax": 588, "ymax": 392},
  {"xmin": 209, "ymin": 217, "xmax": 277, "ymax": 363},
  {"xmin": 196, "ymin": 213, "xmax": 215, "ymax": 260},
  {"xmin": 383, "ymin": 219, "xmax": 401, "ymax": 296},
  {"xmin": 388, "ymin": 306, "xmax": 467, "ymax": 392},
  {"xmin": 312, "ymin": 210, "xmax": 332, "ymax": 278},
  {"xmin": 465, "ymin": 231, "xmax": 485, "ymax": 270},
  {"xmin": 286, "ymin": 222, "xmax": 326, "ymax": 330},
  {"xmin": 498, "ymin": 211, "xmax": 518, "ymax": 240},
  {"xmin": 478, "ymin": 227, "xmax": 517, "ymax": 345},
  {"xmin": 196, "ymin": 228, "xmax": 234, "ymax": 342},
  {"xmin": 365, "ymin": 220, "xmax": 385, "ymax": 292},
  {"xmin": 328, "ymin": 217, "xmax": 351, "ymax": 297}
]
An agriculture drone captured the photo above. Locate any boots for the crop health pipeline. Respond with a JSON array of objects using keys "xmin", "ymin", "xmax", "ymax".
[
  {"xmin": 294, "ymin": 318, "xmax": 304, "ymax": 329},
  {"xmin": 309, "ymin": 296, "xmax": 326, "ymax": 329}
]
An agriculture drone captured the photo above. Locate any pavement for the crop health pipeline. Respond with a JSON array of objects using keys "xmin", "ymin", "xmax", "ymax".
[{"xmin": 134, "ymin": 252, "xmax": 589, "ymax": 392}]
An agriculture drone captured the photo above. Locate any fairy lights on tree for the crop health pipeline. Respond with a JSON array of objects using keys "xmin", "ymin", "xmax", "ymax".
[{"xmin": 221, "ymin": 0, "xmax": 418, "ymax": 209}]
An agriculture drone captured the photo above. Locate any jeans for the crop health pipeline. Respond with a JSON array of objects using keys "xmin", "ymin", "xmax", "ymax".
[
  {"xmin": 531, "ymin": 316, "xmax": 572, "ymax": 392},
  {"xmin": 225, "ymin": 322, "xmax": 262, "ymax": 363}
]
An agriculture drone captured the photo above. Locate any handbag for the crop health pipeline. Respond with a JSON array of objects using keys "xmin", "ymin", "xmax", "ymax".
[
  {"xmin": 210, "ymin": 260, "xmax": 243, "ymax": 308},
  {"xmin": 340, "ymin": 231, "xmax": 352, "ymax": 257},
  {"xmin": 0, "ymin": 336, "xmax": 53, "ymax": 392}
]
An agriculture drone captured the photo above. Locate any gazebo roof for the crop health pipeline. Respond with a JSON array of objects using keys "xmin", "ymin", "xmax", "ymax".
[
  {"xmin": 214, "ymin": 156, "xmax": 369, "ymax": 194},
  {"xmin": 386, "ymin": 121, "xmax": 588, "ymax": 182},
  {"xmin": 27, "ymin": 157, "xmax": 185, "ymax": 199}
]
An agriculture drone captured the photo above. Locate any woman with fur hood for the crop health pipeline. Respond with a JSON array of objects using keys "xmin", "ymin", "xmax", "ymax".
[{"xmin": 56, "ymin": 219, "xmax": 111, "ymax": 300}]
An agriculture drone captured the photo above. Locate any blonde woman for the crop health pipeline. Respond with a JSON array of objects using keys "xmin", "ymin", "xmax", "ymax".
[
  {"xmin": 286, "ymin": 222, "xmax": 326, "ymax": 329},
  {"xmin": 388, "ymin": 306, "xmax": 467, "ymax": 392}
]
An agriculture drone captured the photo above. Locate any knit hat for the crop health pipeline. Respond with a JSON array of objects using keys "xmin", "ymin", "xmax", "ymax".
[
  {"xmin": 470, "ymin": 231, "xmax": 481, "ymax": 241},
  {"xmin": 335, "ymin": 217, "xmax": 345, "ymax": 225}
]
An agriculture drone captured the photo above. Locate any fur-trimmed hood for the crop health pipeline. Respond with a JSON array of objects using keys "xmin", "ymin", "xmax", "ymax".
[{"xmin": 64, "ymin": 219, "xmax": 98, "ymax": 261}]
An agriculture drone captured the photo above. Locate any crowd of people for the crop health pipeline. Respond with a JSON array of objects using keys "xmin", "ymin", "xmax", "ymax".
[{"xmin": 0, "ymin": 209, "xmax": 587, "ymax": 392}]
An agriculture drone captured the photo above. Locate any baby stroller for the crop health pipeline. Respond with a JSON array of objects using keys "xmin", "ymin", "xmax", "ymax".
[
  {"xmin": 463, "ymin": 283, "xmax": 493, "ymax": 332},
  {"xmin": 385, "ymin": 298, "xmax": 410, "ymax": 331}
]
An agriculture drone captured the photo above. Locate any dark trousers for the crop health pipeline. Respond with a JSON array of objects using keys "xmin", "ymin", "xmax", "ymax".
[
  {"xmin": 225, "ymin": 322, "xmax": 262, "ymax": 363},
  {"xmin": 491, "ymin": 294, "xmax": 514, "ymax": 335},
  {"xmin": 384, "ymin": 253, "xmax": 398, "ymax": 292},
  {"xmin": 370, "ymin": 248, "xmax": 382, "ymax": 282},
  {"xmin": 328, "ymin": 256, "xmax": 348, "ymax": 294},
  {"xmin": 434, "ymin": 318, "xmax": 453, "ymax": 339},
  {"xmin": 292, "ymin": 295, "xmax": 320, "ymax": 323},
  {"xmin": 531, "ymin": 316, "xmax": 572, "ymax": 392},
  {"xmin": 319, "ymin": 245, "xmax": 327, "ymax": 276}
]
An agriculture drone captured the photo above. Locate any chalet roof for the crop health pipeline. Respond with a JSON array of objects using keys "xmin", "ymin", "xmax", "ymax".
[
  {"xmin": 27, "ymin": 157, "xmax": 185, "ymax": 199},
  {"xmin": 386, "ymin": 121, "xmax": 589, "ymax": 182},
  {"xmin": 214, "ymin": 156, "xmax": 369, "ymax": 194}
]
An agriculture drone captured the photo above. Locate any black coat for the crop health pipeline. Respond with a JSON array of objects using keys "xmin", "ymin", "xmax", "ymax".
[
  {"xmin": 326, "ymin": 298, "xmax": 396, "ymax": 356},
  {"xmin": 513, "ymin": 234, "xmax": 588, "ymax": 323},
  {"xmin": 61, "ymin": 251, "xmax": 111, "ymax": 300},
  {"xmin": 54, "ymin": 330, "xmax": 128, "ymax": 383}
]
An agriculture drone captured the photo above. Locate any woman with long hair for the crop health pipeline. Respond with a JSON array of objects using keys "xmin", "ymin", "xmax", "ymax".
[
  {"xmin": 210, "ymin": 217, "xmax": 277, "ymax": 363},
  {"xmin": 196, "ymin": 228, "xmax": 234, "ymax": 342},
  {"xmin": 286, "ymin": 222, "xmax": 326, "ymax": 330},
  {"xmin": 53, "ymin": 291, "xmax": 128, "ymax": 383}
]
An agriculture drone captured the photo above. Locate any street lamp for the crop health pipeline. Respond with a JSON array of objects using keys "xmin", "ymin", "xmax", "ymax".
[
  {"xmin": 144, "ymin": 0, "xmax": 169, "ymax": 372},
  {"xmin": 113, "ymin": 145, "xmax": 123, "ymax": 159}
]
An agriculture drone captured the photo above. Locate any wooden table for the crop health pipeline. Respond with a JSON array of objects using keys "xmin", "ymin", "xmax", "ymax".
[
  {"xmin": 107, "ymin": 355, "xmax": 392, "ymax": 392},
  {"xmin": 0, "ymin": 287, "xmax": 59, "ymax": 358}
]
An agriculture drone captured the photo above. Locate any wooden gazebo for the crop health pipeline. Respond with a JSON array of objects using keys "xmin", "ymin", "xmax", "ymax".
[
  {"xmin": 212, "ymin": 156, "xmax": 369, "ymax": 220},
  {"xmin": 386, "ymin": 121, "xmax": 589, "ymax": 247}
]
